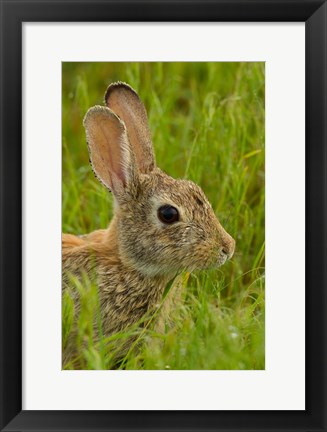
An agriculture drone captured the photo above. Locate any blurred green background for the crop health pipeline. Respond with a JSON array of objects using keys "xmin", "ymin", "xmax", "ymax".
[{"xmin": 62, "ymin": 62, "xmax": 265, "ymax": 370}]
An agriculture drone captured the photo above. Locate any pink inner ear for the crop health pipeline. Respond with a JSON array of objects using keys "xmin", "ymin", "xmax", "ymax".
[
  {"xmin": 84, "ymin": 107, "xmax": 131, "ymax": 194},
  {"xmin": 105, "ymin": 84, "xmax": 155, "ymax": 174}
]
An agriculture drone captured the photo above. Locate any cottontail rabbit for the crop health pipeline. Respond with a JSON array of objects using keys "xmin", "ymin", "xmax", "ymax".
[{"xmin": 62, "ymin": 82, "xmax": 235, "ymax": 366}]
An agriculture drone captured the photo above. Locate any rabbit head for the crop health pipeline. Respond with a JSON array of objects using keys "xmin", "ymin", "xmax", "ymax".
[{"xmin": 84, "ymin": 82, "xmax": 235, "ymax": 278}]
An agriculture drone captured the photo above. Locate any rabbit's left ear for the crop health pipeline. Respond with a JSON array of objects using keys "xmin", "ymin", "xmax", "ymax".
[
  {"xmin": 83, "ymin": 106, "xmax": 137, "ymax": 196},
  {"xmin": 105, "ymin": 82, "xmax": 156, "ymax": 174}
]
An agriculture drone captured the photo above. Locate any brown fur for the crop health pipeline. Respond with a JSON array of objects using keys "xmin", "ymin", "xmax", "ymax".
[{"xmin": 62, "ymin": 82, "xmax": 235, "ymax": 367}]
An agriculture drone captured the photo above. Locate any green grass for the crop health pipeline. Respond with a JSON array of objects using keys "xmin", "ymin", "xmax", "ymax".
[{"xmin": 62, "ymin": 62, "xmax": 265, "ymax": 370}]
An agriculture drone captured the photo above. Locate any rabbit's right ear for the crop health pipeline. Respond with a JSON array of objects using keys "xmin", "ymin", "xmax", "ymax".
[
  {"xmin": 105, "ymin": 82, "xmax": 156, "ymax": 174},
  {"xmin": 83, "ymin": 106, "xmax": 137, "ymax": 196}
]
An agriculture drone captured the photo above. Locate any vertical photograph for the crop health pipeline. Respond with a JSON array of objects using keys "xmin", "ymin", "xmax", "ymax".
[{"xmin": 62, "ymin": 62, "xmax": 265, "ymax": 370}]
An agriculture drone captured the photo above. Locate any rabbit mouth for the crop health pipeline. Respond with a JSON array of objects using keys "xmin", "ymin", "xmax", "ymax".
[
  {"xmin": 217, "ymin": 255, "xmax": 228, "ymax": 267},
  {"xmin": 198, "ymin": 254, "xmax": 228, "ymax": 271}
]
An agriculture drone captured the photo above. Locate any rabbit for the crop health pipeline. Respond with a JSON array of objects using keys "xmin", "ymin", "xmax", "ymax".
[{"xmin": 62, "ymin": 82, "xmax": 235, "ymax": 366}]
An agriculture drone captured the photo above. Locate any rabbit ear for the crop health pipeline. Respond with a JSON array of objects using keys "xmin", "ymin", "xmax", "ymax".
[
  {"xmin": 83, "ymin": 106, "xmax": 137, "ymax": 196},
  {"xmin": 105, "ymin": 82, "xmax": 156, "ymax": 174}
]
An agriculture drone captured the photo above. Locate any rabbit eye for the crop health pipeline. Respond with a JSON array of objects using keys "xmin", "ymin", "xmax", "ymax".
[{"xmin": 158, "ymin": 205, "xmax": 179, "ymax": 224}]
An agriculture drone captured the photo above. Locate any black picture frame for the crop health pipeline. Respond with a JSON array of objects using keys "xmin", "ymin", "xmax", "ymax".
[{"xmin": 0, "ymin": 1, "xmax": 326, "ymax": 431}]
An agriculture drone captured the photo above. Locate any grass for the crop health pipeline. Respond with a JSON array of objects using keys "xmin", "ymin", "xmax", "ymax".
[{"xmin": 62, "ymin": 62, "xmax": 265, "ymax": 370}]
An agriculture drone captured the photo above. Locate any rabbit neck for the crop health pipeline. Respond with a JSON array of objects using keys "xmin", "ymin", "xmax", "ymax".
[{"xmin": 63, "ymin": 222, "xmax": 176, "ymax": 337}]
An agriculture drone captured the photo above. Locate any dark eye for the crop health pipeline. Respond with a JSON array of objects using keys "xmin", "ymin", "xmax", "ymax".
[{"xmin": 157, "ymin": 205, "xmax": 179, "ymax": 224}]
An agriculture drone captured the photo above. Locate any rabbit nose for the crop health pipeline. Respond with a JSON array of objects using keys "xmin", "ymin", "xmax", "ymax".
[{"xmin": 220, "ymin": 234, "xmax": 235, "ymax": 260}]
